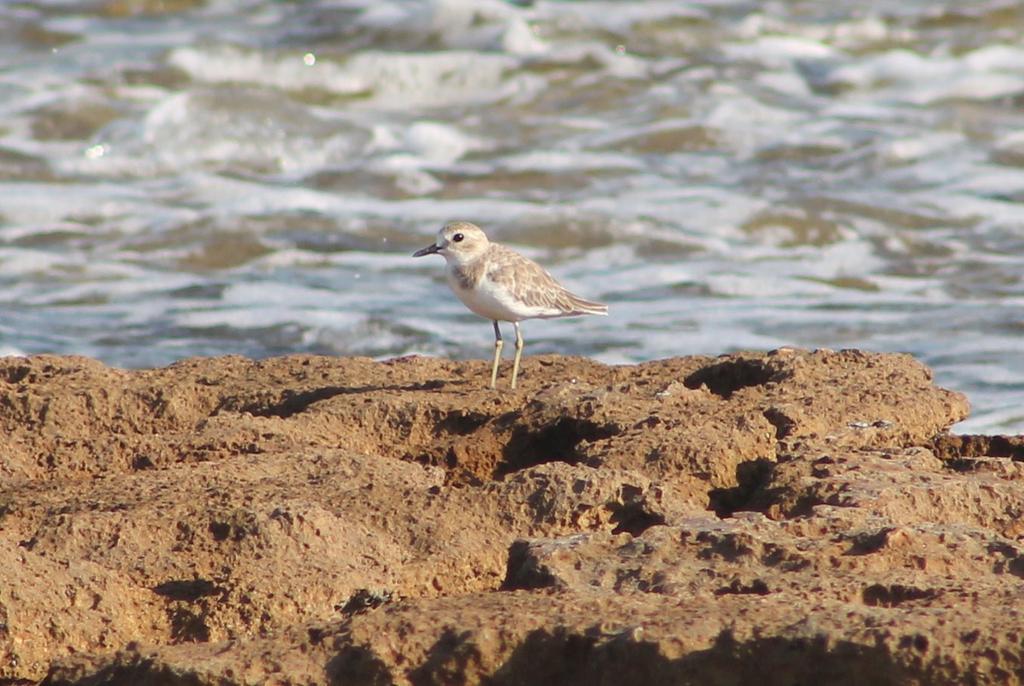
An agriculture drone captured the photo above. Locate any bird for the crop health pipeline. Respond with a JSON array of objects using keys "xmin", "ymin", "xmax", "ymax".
[{"xmin": 413, "ymin": 221, "xmax": 608, "ymax": 389}]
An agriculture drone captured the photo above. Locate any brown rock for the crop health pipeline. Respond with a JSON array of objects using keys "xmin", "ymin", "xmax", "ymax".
[{"xmin": 5, "ymin": 349, "xmax": 1020, "ymax": 684}]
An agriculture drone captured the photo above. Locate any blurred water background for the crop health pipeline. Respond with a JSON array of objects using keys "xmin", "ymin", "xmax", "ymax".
[{"xmin": 1, "ymin": 0, "xmax": 1023, "ymax": 432}]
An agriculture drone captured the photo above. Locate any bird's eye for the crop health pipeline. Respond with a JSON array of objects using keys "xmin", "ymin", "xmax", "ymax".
[{"xmin": 452, "ymin": 233, "xmax": 464, "ymax": 242}]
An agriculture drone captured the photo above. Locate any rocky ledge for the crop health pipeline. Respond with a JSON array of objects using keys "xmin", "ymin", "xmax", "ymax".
[{"xmin": 1, "ymin": 349, "xmax": 1022, "ymax": 684}]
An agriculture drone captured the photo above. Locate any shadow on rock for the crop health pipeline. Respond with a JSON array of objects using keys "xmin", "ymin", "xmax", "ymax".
[{"xmin": 491, "ymin": 628, "xmax": 917, "ymax": 686}]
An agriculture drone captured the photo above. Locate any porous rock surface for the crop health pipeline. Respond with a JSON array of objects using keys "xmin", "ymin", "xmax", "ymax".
[{"xmin": 0, "ymin": 349, "xmax": 1020, "ymax": 684}]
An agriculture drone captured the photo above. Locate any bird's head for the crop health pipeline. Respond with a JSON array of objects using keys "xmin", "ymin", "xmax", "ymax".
[{"xmin": 412, "ymin": 221, "xmax": 490, "ymax": 265}]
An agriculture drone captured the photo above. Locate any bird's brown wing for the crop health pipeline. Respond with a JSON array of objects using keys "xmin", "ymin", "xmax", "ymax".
[{"xmin": 485, "ymin": 244, "xmax": 607, "ymax": 317}]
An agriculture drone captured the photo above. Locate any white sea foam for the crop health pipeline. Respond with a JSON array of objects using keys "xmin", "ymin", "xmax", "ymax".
[
  {"xmin": 400, "ymin": 122, "xmax": 482, "ymax": 164},
  {"xmin": 824, "ymin": 45, "xmax": 1024, "ymax": 104},
  {"xmin": 539, "ymin": 1, "xmax": 707, "ymax": 35},
  {"xmin": 0, "ymin": 182, "xmax": 158, "ymax": 228},
  {"xmin": 168, "ymin": 46, "xmax": 543, "ymax": 110},
  {"xmin": 723, "ymin": 35, "xmax": 839, "ymax": 67}
]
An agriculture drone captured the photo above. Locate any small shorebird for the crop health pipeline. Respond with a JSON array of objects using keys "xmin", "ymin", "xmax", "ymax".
[{"xmin": 413, "ymin": 221, "xmax": 608, "ymax": 389}]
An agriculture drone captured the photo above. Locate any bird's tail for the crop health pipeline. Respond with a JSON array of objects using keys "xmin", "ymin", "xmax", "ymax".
[{"xmin": 565, "ymin": 292, "xmax": 608, "ymax": 316}]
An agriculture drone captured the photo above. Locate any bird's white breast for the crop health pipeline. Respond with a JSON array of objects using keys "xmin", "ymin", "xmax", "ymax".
[{"xmin": 446, "ymin": 267, "xmax": 552, "ymax": 322}]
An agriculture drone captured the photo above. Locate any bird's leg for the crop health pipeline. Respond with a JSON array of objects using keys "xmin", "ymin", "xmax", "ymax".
[
  {"xmin": 510, "ymin": 321, "xmax": 524, "ymax": 389},
  {"xmin": 490, "ymin": 320, "xmax": 503, "ymax": 389}
]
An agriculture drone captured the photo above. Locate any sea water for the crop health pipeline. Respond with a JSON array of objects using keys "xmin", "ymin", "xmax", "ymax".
[{"xmin": 0, "ymin": 0, "xmax": 1022, "ymax": 432}]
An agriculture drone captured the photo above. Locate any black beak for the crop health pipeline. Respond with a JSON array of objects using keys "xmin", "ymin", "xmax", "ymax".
[{"xmin": 413, "ymin": 244, "xmax": 441, "ymax": 257}]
